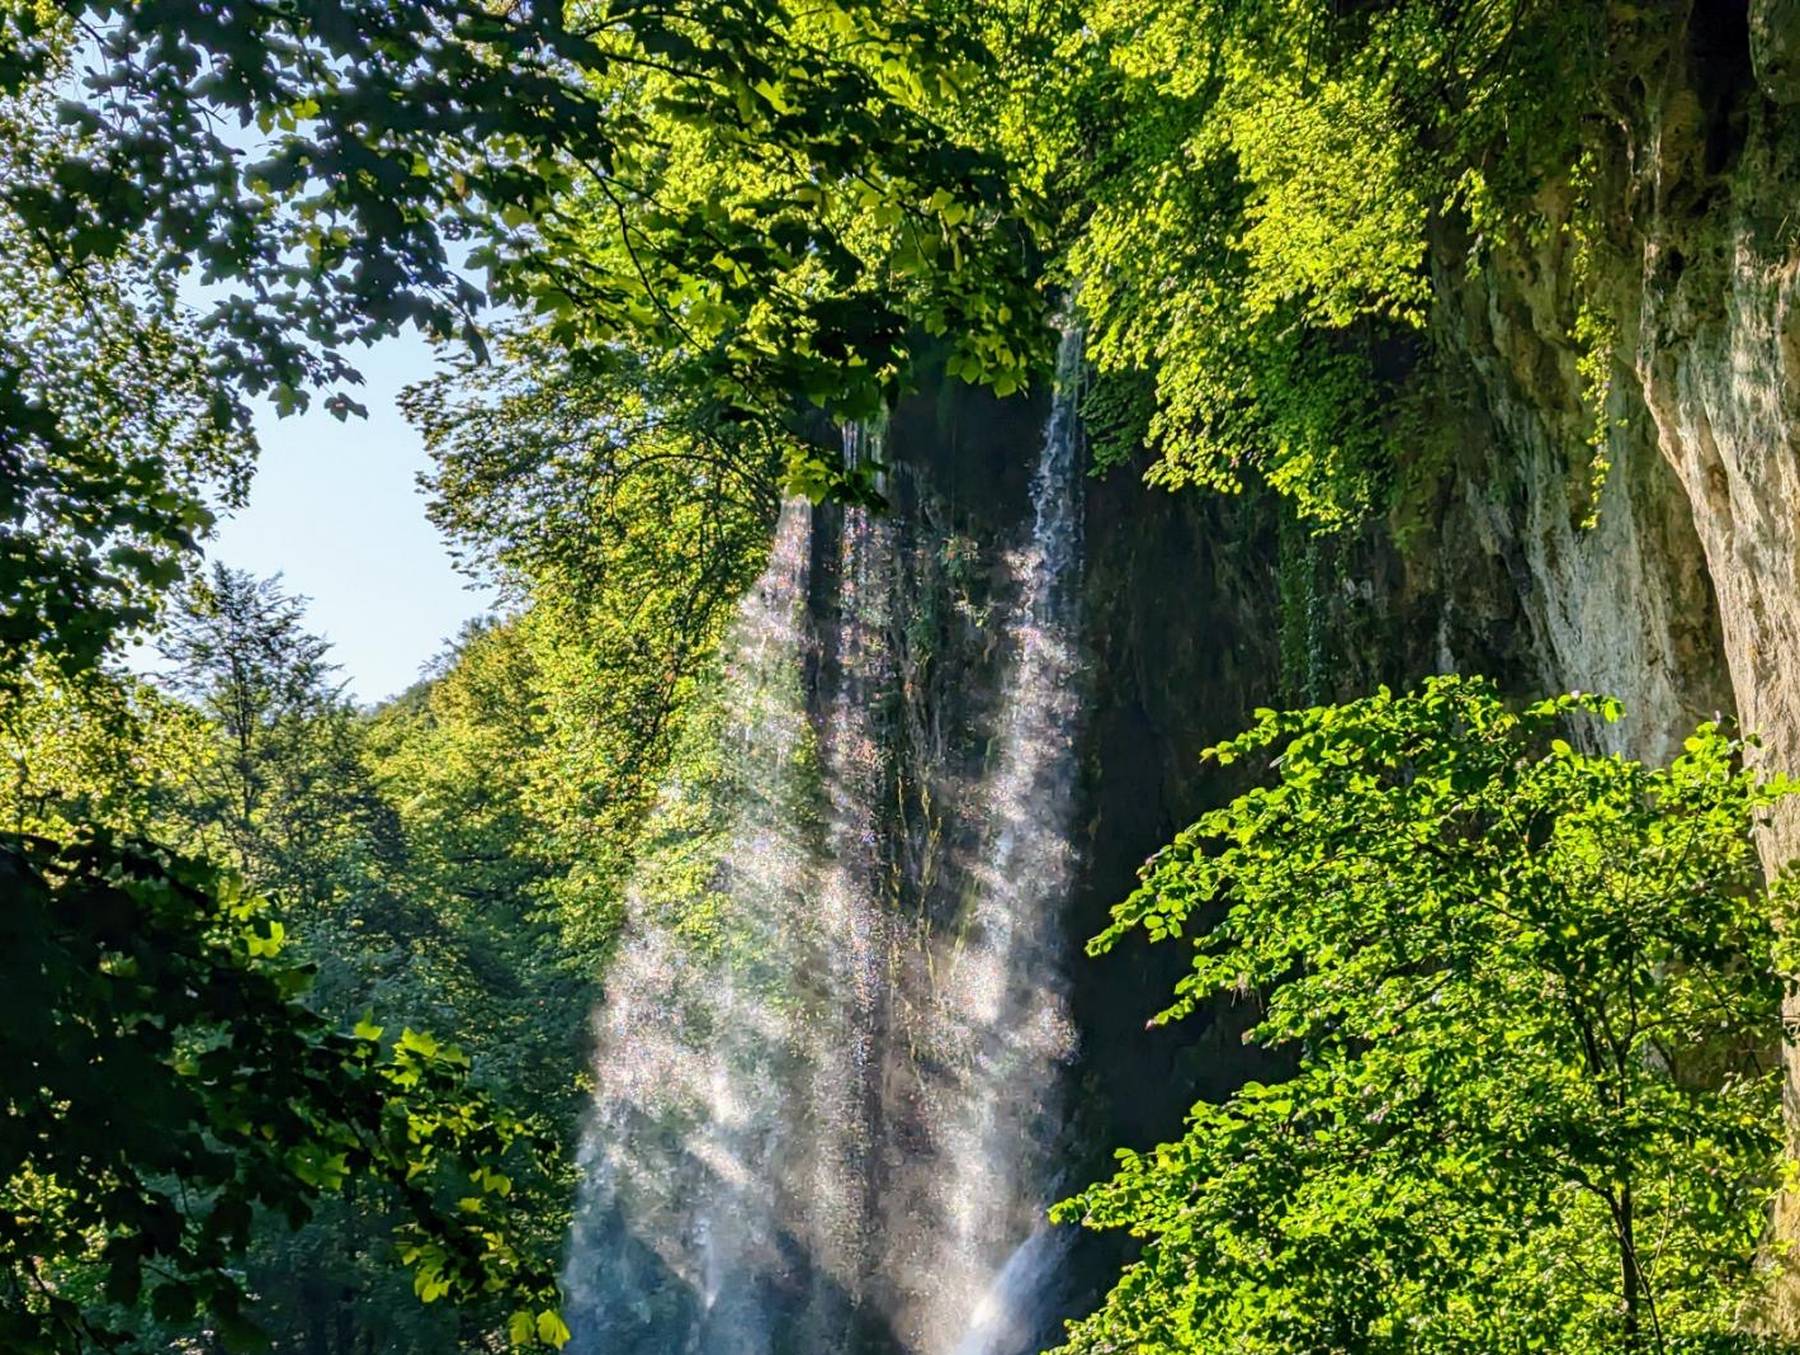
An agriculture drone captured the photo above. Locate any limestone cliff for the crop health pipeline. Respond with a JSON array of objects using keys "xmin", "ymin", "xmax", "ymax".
[
  {"xmin": 1367, "ymin": 0, "xmax": 1800, "ymax": 1305},
  {"xmin": 1057, "ymin": 0, "xmax": 1800, "ymax": 1314},
  {"xmin": 1399, "ymin": 0, "xmax": 1798, "ymax": 837}
]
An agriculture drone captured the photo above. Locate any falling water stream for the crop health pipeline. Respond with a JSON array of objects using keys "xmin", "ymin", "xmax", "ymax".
[{"xmin": 565, "ymin": 333, "xmax": 1087, "ymax": 1354}]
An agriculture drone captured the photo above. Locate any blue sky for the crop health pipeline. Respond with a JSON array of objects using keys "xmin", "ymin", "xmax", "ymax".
[
  {"xmin": 186, "ymin": 334, "xmax": 498, "ymax": 705},
  {"xmin": 56, "ymin": 47, "xmax": 494, "ymax": 704}
]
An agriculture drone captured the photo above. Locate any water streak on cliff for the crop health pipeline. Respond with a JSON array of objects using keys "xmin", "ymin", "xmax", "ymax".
[{"xmin": 564, "ymin": 336, "xmax": 1087, "ymax": 1353}]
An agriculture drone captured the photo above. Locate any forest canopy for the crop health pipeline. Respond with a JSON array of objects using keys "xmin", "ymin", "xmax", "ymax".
[{"xmin": 2, "ymin": 0, "xmax": 1795, "ymax": 1351}]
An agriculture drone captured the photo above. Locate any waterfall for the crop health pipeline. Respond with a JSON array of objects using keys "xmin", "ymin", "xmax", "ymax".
[
  {"xmin": 906, "ymin": 328, "xmax": 1085, "ymax": 1353},
  {"xmin": 563, "ymin": 500, "xmax": 824, "ymax": 1354},
  {"xmin": 798, "ymin": 422, "xmax": 899, "ymax": 1341},
  {"xmin": 565, "ymin": 333, "xmax": 1087, "ymax": 1354}
]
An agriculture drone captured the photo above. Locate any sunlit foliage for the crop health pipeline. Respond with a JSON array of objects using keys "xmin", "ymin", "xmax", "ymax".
[
  {"xmin": 1059, "ymin": 678, "xmax": 1798, "ymax": 1353},
  {"xmin": 1042, "ymin": 0, "xmax": 1602, "ymax": 521}
]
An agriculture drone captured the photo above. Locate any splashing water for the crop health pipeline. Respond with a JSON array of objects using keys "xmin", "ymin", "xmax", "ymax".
[
  {"xmin": 904, "ymin": 328, "xmax": 1085, "ymax": 1352},
  {"xmin": 952, "ymin": 1228, "xmax": 1078, "ymax": 1355},
  {"xmin": 565, "ymin": 335, "xmax": 1087, "ymax": 1354},
  {"xmin": 564, "ymin": 500, "xmax": 822, "ymax": 1355}
]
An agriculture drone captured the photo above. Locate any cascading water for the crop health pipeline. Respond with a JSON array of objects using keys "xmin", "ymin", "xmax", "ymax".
[
  {"xmin": 911, "ymin": 328, "xmax": 1085, "ymax": 1353},
  {"xmin": 565, "ymin": 333, "xmax": 1087, "ymax": 1354},
  {"xmin": 564, "ymin": 500, "xmax": 825, "ymax": 1354},
  {"xmin": 798, "ymin": 423, "xmax": 900, "ymax": 1345}
]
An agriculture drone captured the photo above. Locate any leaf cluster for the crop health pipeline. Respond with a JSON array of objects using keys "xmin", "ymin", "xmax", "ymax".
[
  {"xmin": 1036, "ymin": 0, "xmax": 1604, "ymax": 522},
  {"xmin": 0, "ymin": 829, "xmax": 567, "ymax": 1352},
  {"xmin": 0, "ymin": 90, "xmax": 253, "ymax": 681},
  {"xmin": 1059, "ymin": 677, "xmax": 1798, "ymax": 1353}
]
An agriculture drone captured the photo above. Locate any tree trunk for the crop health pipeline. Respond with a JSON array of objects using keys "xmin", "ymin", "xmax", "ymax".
[{"xmin": 1618, "ymin": 1182, "xmax": 1644, "ymax": 1353}]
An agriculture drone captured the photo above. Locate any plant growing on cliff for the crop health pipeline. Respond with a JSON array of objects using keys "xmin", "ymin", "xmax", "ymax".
[
  {"xmin": 1056, "ymin": 677, "xmax": 1798, "ymax": 1354},
  {"xmin": 1038, "ymin": 0, "xmax": 1609, "ymax": 524}
]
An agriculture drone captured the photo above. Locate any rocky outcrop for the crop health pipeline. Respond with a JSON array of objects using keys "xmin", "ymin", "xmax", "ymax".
[
  {"xmin": 1398, "ymin": 0, "xmax": 1800, "ymax": 1310},
  {"xmin": 1628, "ymin": 63, "xmax": 1800, "ymax": 857},
  {"xmin": 1418, "ymin": 205, "xmax": 1734, "ymax": 765},
  {"xmin": 1363, "ymin": 7, "xmax": 1800, "ymax": 850}
]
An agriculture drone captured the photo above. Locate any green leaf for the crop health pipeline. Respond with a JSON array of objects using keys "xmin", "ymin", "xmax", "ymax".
[{"xmin": 536, "ymin": 1310, "xmax": 572, "ymax": 1348}]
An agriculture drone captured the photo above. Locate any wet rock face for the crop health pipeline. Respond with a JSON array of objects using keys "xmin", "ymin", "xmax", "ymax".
[{"xmin": 1422, "ymin": 203, "xmax": 1734, "ymax": 767}]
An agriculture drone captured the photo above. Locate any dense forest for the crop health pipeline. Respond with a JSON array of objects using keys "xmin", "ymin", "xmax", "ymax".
[{"xmin": 7, "ymin": 0, "xmax": 1800, "ymax": 1351}]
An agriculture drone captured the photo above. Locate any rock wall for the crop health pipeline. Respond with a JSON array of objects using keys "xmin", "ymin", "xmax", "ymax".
[
  {"xmin": 1420, "ymin": 206, "xmax": 1735, "ymax": 764},
  {"xmin": 1284, "ymin": 7, "xmax": 1800, "ymax": 822},
  {"xmin": 1406, "ymin": 0, "xmax": 1800, "ymax": 1308},
  {"xmin": 912, "ymin": 9, "xmax": 1800, "ymax": 1317},
  {"xmin": 1067, "ymin": 0, "xmax": 1800, "ymax": 1310},
  {"xmin": 1401, "ymin": 0, "xmax": 1800, "ymax": 849},
  {"xmin": 1629, "ymin": 10, "xmax": 1800, "ymax": 857}
]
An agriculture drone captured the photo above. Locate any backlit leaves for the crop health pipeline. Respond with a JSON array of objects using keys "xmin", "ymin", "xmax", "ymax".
[{"xmin": 1062, "ymin": 677, "xmax": 1799, "ymax": 1353}]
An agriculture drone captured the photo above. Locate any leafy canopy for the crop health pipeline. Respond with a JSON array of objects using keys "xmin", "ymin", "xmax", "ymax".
[
  {"xmin": 0, "ymin": 0, "xmax": 1049, "ymax": 673},
  {"xmin": 0, "ymin": 85, "xmax": 251, "ymax": 681},
  {"xmin": 1058, "ymin": 677, "xmax": 1797, "ymax": 1354},
  {"xmin": 0, "ymin": 829, "xmax": 566, "ymax": 1353},
  {"xmin": 3, "ymin": 0, "xmax": 1042, "ymax": 406},
  {"xmin": 1042, "ymin": 0, "xmax": 1602, "ymax": 522}
]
